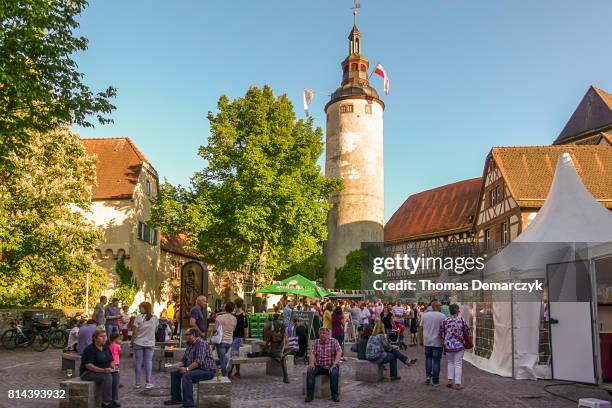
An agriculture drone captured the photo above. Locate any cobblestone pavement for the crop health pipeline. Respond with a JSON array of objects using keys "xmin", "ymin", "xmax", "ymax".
[{"xmin": 0, "ymin": 347, "xmax": 610, "ymax": 408}]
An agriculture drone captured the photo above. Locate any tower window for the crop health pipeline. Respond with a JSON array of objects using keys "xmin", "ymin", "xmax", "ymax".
[
  {"xmin": 340, "ymin": 104, "xmax": 353, "ymax": 114},
  {"xmin": 365, "ymin": 105, "xmax": 372, "ymax": 114},
  {"xmin": 360, "ymin": 64, "xmax": 367, "ymax": 72},
  {"xmin": 351, "ymin": 63, "xmax": 358, "ymax": 71}
]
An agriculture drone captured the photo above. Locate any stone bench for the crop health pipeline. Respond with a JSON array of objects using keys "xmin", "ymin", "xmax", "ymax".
[
  {"xmin": 61, "ymin": 352, "xmax": 82, "ymax": 378},
  {"xmin": 59, "ymin": 378, "xmax": 102, "ymax": 408},
  {"xmin": 354, "ymin": 359, "xmax": 385, "ymax": 382},
  {"xmin": 153, "ymin": 347, "xmax": 185, "ymax": 372},
  {"xmin": 196, "ymin": 376, "xmax": 231, "ymax": 408},
  {"xmin": 229, "ymin": 355, "xmax": 294, "ymax": 377},
  {"xmin": 302, "ymin": 371, "xmax": 333, "ymax": 399}
]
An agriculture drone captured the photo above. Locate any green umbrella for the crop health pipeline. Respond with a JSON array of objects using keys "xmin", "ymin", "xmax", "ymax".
[{"xmin": 256, "ymin": 274, "xmax": 330, "ymax": 299}]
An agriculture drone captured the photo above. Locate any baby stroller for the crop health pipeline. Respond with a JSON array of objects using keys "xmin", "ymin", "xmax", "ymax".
[{"xmin": 389, "ymin": 321, "xmax": 408, "ymax": 350}]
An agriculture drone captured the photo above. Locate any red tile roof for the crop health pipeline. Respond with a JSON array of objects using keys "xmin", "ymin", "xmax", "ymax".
[
  {"xmin": 81, "ymin": 138, "xmax": 157, "ymax": 200},
  {"xmin": 161, "ymin": 234, "xmax": 200, "ymax": 260},
  {"xmin": 490, "ymin": 145, "xmax": 612, "ymax": 209},
  {"xmin": 384, "ymin": 178, "xmax": 482, "ymax": 242},
  {"xmin": 554, "ymin": 86, "xmax": 612, "ymax": 144}
]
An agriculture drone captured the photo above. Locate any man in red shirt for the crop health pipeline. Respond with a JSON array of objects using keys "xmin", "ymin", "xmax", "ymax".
[{"xmin": 305, "ymin": 327, "xmax": 342, "ymax": 403}]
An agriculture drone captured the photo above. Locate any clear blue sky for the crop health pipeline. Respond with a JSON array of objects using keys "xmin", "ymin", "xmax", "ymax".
[{"xmin": 73, "ymin": 0, "xmax": 612, "ymax": 222}]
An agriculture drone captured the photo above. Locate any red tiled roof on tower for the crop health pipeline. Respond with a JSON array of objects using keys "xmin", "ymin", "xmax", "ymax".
[
  {"xmin": 384, "ymin": 178, "xmax": 482, "ymax": 242},
  {"xmin": 554, "ymin": 86, "xmax": 612, "ymax": 144},
  {"xmin": 81, "ymin": 138, "xmax": 157, "ymax": 200}
]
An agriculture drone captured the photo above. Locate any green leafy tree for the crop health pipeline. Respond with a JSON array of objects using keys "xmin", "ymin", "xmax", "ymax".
[
  {"xmin": 334, "ymin": 249, "xmax": 363, "ymax": 290},
  {"xmin": 113, "ymin": 255, "xmax": 137, "ymax": 307},
  {"xmin": 0, "ymin": 128, "xmax": 108, "ymax": 308},
  {"xmin": 152, "ymin": 85, "xmax": 341, "ymax": 283},
  {"xmin": 0, "ymin": 0, "xmax": 116, "ymax": 161}
]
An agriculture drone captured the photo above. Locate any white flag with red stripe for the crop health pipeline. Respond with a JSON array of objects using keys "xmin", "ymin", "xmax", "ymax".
[{"xmin": 373, "ymin": 63, "xmax": 389, "ymax": 95}]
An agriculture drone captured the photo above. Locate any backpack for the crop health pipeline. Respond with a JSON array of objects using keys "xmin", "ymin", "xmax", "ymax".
[{"xmin": 155, "ymin": 320, "xmax": 168, "ymax": 342}]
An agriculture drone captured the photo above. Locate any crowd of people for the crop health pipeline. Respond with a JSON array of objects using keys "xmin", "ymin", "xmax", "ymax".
[{"xmin": 64, "ymin": 295, "xmax": 470, "ymax": 407}]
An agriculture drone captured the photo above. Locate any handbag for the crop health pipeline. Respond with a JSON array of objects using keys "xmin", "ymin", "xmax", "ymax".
[
  {"xmin": 287, "ymin": 325, "xmax": 299, "ymax": 351},
  {"xmin": 462, "ymin": 319, "xmax": 473, "ymax": 350},
  {"xmin": 211, "ymin": 323, "xmax": 223, "ymax": 345}
]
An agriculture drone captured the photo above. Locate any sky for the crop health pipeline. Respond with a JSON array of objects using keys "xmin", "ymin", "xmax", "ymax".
[{"xmin": 73, "ymin": 0, "xmax": 612, "ymax": 222}]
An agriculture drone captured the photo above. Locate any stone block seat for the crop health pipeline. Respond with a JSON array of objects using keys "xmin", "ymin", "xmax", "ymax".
[
  {"xmin": 60, "ymin": 352, "xmax": 82, "ymax": 378},
  {"xmin": 354, "ymin": 359, "xmax": 386, "ymax": 382},
  {"xmin": 229, "ymin": 355, "xmax": 294, "ymax": 378},
  {"xmin": 59, "ymin": 378, "xmax": 102, "ymax": 408},
  {"xmin": 196, "ymin": 376, "xmax": 231, "ymax": 408},
  {"xmin": 302, "ymin": 371, "xmax": 340, "ymax": 399}
]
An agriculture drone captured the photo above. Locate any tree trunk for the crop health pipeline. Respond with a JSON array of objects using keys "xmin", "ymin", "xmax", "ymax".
[{"xmin": 256, "ymin": 239, "xmax": 268, "ymax": 283}]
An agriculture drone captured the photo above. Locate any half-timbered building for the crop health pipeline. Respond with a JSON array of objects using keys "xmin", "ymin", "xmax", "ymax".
[{"xmin": 384, "ymin": 178, "xmax": 482, "ymax": 278}]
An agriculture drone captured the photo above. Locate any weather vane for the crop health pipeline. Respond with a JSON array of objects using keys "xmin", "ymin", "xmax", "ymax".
[{"xmin": 352, "ymin": 0, "xmax": 361, "ymax": 25}]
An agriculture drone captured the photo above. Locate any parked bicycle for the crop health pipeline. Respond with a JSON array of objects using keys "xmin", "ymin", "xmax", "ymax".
[
  {"xmin": 48, "ymin": 312, "xmax": 83, "ymax": 349},
  {"xmin": 1, "ymin": 318, "xmax": 50, "ymax": 351}
]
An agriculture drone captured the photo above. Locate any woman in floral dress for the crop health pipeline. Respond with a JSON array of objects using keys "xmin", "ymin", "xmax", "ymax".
[{"xmin": 440, "ymin": 304, "xmax": 469, "ymax": 390}]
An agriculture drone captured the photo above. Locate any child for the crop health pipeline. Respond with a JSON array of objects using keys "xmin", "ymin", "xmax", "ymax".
[
  {"xmin": 120, "ymin": 305, "xmax": 130, "ymax": 341},
  {"xmin": 109, "ymin": 332, "xmax": 122, "ymax": 367}
]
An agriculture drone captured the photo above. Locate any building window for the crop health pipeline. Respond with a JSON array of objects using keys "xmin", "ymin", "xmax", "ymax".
[
  {"xmin": 137, "ymin": 221, "xmax": 157, "ymax": 246},
  {"xmin": 485, "ymin": 229, "xmax": 491, "ymax": 250},
  {"xmin": 145, "ymin": 180, "xmax": 151, "ymax": 196},
  {"xmin": 496, "ymin": 185, "xmax": 504, "ymax": 202},
  {"xmin": 488, "ymin": 189, "xmax": 496, "ymax": 207},
  {"xmin": 501, "ymin": 222, "xmax": 509, "ymax": 245},
  {"xmin": 360, "ymin": 64, "xmax": 366, "ymax": 72},
  {"xmin": 340, "ymin": 104, "xmax": 353, "ymax": 114},
  {"xmin": 351, "ymin": 63, "xmax": 358, "ymax": 71},
  {"xmin": 475, "ymin": 302, "xmax": 494, "ymax": 359},
  {"xmin": 365, "ymin": 104, "xmax": 372, "ymax": 114}
]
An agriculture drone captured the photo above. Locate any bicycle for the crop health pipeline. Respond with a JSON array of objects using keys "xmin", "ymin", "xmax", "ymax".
[
  {"xmin": 49, "ymin": 312, "xmax": 85, "ymax": 349},
  {"xmin": 48, "ymin": 318, "xmax": 68, "ymax": 349},
  {"xmin": 1, "ymin": 318, "xmax": 50, "ymax": 351}
]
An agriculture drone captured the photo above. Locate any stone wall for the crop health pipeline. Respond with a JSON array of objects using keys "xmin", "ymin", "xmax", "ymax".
[{"xmin": 0, "ymin": 308, "xmax": 85, "ymax": 337}]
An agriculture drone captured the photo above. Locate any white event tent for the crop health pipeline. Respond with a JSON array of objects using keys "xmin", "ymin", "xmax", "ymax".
[{"xmin": 462, "ymin": 153, "xmax": 612, "ymax": 383}]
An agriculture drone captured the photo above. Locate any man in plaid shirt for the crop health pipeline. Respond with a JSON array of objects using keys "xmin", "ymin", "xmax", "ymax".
[
  {"xmin": 306, "ymin": 327, "xmax": 342, "ymax": 403},
  {"xmin": 165, "ymin": 328, "xmax": 216, "ymax": 407}
]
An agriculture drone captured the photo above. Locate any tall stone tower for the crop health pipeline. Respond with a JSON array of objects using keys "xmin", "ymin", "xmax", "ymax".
[{"xmin": 323, "ymin": 12, "xmax": 384, "ymax": 289}]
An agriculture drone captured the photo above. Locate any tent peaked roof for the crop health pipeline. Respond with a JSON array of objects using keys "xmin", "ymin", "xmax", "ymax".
[
  {"xmin": 514, "ymin": 152, "xmax": 612, "ymax": 243},
  {"xmin": 554, "ymin": 86, "xmax": 612, "ymax": 144},
  {"xmin": 257, "ymin": 274, "xmax": 329, "ymax": 298}
]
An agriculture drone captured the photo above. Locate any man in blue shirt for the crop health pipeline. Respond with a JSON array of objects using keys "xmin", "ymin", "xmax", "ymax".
[
  {"xmin": 104, "ymin": 298, "xmax": 121, "ymax": 338},
  {"xmin": 77, "ymin": 319, "xmax": 98, "ymax": 355},
  {"xmin": 189, "ymin": 296, "xmax": 208, "ymax": 339}
]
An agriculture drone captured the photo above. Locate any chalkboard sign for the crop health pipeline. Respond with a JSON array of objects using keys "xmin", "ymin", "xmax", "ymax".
[{"xmin": 291, "ymin": 310, "xmax": 315, "ymax": 340}]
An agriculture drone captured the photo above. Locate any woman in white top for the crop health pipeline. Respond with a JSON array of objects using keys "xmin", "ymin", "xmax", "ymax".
[
  {"xmin": 214, "ymin": 301, "xmax": 237, "ymax": 376},
  {"xmin": 131, "ymin": 301, "xmax": 158, "ymax": 389}
]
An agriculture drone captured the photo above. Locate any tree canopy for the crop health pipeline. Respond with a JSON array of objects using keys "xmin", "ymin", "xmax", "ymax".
[
  {"xmin": 0, "ymin": 0, "xmax": 115, "ymax": 307},
  {"xmin": 0, "ymin": 0, "xmax": 116, "ymax": 160},
  {"xmin": 152, "ymin": 85, "xmax": 341, "ymax": 284},
  {"xmin": 0, "ymin": 128, "xmax": 107, "ymax": 307}
]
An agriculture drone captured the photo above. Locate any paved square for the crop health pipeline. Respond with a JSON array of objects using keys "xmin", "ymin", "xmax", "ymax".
[{"xmin": 0, "ymin": 348, "xmax": 610, "ymax": 407}]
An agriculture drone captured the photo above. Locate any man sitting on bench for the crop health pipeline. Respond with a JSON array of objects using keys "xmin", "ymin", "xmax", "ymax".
[
  {"xmin": 164, "ymin": 328, "xmax": 216, "ymax": 407},
  {"xmin": 305, "ymin": 327, "xmax": 342, "ymax": 403}
]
